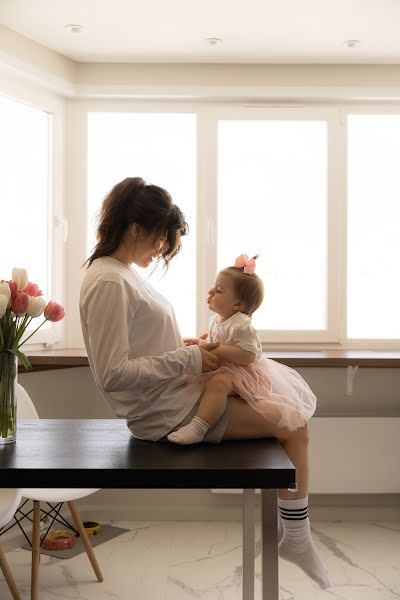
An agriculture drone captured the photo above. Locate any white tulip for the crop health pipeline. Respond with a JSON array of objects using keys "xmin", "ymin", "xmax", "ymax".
[
  {"xmin": 0, "ymin": 294, "xmax": 8, "ymax": 317},
  {"xmin": 26, "ymin": 296, "xmax": 46, "ymax": 318},
  {"xmin": 0, "ymin": 282, "xmax": 10, "ymax": 303},
  {"xmin": 12, "ymin": 267, "xmax": 28, "ymax": 291}
]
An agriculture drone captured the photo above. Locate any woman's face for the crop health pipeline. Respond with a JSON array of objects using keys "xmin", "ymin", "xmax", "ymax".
[{"xmin": 131, "ymin": 227, "xmax": 168, "ymax": 268}]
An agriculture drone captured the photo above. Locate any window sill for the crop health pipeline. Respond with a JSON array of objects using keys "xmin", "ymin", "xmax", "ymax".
[{"xmin": 18, "ymin": 348, "xmax": 400, "ymax": 373}]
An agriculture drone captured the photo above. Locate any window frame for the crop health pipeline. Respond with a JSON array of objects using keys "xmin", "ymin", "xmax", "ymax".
[
  {"xmin": 342, "ymin": 104, "xmax": 400, "ymax": 350},
  {"xmin": 197, "ymin": 105, "xmax": 343, "ymax": 344},
  {"xmin": 66, "ymin": 99, "xmax": 200, "ymax": 348},
  {"xmin": 0, "ymin": 71, "xmax": 66, "ymax": 349},
  {"xmin": 65, "ymin": 100, "xmax": 400, "ymax": 351}
]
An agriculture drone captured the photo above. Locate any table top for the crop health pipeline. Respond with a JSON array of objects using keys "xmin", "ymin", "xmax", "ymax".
[{"xmin": 0, "ymin": 420, "xmax": 295, "ymax": 489}]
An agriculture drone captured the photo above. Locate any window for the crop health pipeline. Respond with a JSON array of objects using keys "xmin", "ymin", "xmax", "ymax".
[
  {"xmin": 348, "ymin": 114, "xmax": 400, "ymax": 340},
  {"xmin": 67, "ymin": 102, "xmax": 400, "ymax": 350},
  {"xmin": 218, "ymin": 119, "xmax": 328, "ymax": 335},
  {"xmin": 87, "ymin": 111, "xmax": 197, "ymax": 337},
  {"xmin": 0, "ymin": 95, "xmax": 50, "ymax": 294},
  {"xmin": 3, "ymin": 84, "xmax": 400, "ymax": 351},
  {"xmin": 0, "ymin": 94, "xmax": 56, "ymax": 343}
]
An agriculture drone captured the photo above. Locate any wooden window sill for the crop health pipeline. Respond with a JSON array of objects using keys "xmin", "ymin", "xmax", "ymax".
[{"xmin": 18, "ymin": 348, "xmax": 400, "ymax": 373}]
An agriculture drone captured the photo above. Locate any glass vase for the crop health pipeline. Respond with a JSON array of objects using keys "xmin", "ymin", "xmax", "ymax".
[{"xmin": 0, "ymin": 352, "xmax": 17, "ymax": 444}]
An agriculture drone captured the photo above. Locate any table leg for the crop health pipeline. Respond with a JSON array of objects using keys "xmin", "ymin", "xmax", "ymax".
[
  {"xmin": 261, "ymin": 489, "xmax": 279, "ymax": 600},
  {"xmin": 242, "ymin": 489, "xmax": 255, "ymax": 600}
]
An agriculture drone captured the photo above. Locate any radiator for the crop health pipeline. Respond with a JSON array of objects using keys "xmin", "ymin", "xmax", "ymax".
[{"xmin": 308, "ymin": 417, "xmax": 400, "ymax": 493}]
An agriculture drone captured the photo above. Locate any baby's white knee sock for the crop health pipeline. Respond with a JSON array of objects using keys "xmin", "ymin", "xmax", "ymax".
[
  {"xmin": 278, "ymin": 496, "xmax": 331, "ymax": 590},
  {"xmin": 167, "ymin": 416, "xmax": 210, "ymax": 445}
]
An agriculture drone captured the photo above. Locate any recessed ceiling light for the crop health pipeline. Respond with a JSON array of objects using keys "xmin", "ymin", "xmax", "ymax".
[
  {"xmin": 205, "ymin": 37, "xmax": 223, "ymax": 46},
  {"xmin": 344, "ymin": 39, "xmax": 360, "ymax": 48},
  {"xmin": 65, "ymin": 24, "xmax": 85, "ymax": 34}
]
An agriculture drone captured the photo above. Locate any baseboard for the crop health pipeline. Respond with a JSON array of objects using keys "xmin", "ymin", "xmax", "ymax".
[{"xmin": 77, "ymin": 493, "xmax": 400, "ymax": 522}]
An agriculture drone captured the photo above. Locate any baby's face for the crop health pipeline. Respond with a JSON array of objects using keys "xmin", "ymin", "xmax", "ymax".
[{"xmin": 207, "ymin": 272, "xmax": 241, "ymax": 320}]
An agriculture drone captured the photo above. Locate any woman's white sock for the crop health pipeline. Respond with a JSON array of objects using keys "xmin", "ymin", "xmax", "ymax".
[
  {"xmin": 167, "ymin": 416, "xmax": 210, "ymax": 445},
  {"xmin": 278, "ymin": 510, "xmax": 283, "ymax": 543},
  {"xmin": 278, "ymin": 496, "xmax": 331, "ymax": 590}
]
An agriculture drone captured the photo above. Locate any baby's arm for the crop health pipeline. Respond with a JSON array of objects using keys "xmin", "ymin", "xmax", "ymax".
[
  {"xmin": 183, "ymin": 333, "xmax": 208, "ymax": 346},
  {"xmin": 210, "ymin": 344, "xmax": 256, "ymax": 366}
]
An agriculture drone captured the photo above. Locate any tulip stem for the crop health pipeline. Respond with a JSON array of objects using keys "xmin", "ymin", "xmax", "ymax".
[
  {"xmin": 14, "ymin": 315, "xmax": 32, "ymax": 346},
  {"xmin": 19, "ymin": 319, "xmax": 48, "ymax": 347}
]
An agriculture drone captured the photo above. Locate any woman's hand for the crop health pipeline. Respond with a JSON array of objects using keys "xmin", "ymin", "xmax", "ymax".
[
  {"xmin": 199, "ymin": 342, "xmax": 221, "ymax": 372},
  {"xmin": 183, "ymin": 333, "xmax": 208, "ymax": 346}
]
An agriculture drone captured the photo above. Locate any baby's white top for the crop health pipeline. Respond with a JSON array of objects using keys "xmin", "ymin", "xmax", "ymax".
[
  {"xmin": 80, "ymin": 256, "xmax": 203, "ymax": 440},
  {"xmin": 208, "ymin": 312, "xmax": 262, "ymax": 359}
]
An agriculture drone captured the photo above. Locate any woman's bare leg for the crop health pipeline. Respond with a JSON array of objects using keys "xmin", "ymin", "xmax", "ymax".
[
  {"xmin": 223, "ymin": 396, "xmax": 330, "ymax": 589},
  {"xmin": 222, "ymin": 396, "xmax": 307, "ymax": 497}
]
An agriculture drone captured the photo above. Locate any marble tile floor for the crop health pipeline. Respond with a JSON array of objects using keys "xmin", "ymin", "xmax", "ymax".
[{"xmin": 1, "ymin": 520, "xmax": 399, "ymax": 600}]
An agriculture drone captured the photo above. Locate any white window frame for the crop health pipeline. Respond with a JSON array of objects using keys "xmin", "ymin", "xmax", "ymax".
[
  {"xmin": 340, "ymin": 104, "xmax": 400, "ymax": 350},
  {"xmin": 0, "ymin": 69, "xmax": 66, "ymax": 349},
  {"xmin": 197, "ymin": 105, "xmax": 343, "ymax": 344},
  {"xmin": 66, "ymin": 99, "xmax": 400, "ymax": 351},
  {"xmin": 65, "ymin": 99, "xmax": 199, "ymax": 348}
]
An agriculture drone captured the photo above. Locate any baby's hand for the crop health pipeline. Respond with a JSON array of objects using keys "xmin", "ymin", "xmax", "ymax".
[
  {"xmin": 183, "ymin": 338, "xmax": 198, "ymax": 346},
  {"xmin": 183, "ymin": 333, "xmax": 208, "ymax": 346}
]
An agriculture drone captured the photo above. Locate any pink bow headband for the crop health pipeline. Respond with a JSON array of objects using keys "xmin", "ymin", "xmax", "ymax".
[{"xmin": 234, "ymin": 254, "xmax": 256, "ymax": 275}]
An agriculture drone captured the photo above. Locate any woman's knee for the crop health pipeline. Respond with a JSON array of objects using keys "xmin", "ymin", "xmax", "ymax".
[{"xmin": 287, "ymin": 422, "xmax": 309, "ymax": 445}]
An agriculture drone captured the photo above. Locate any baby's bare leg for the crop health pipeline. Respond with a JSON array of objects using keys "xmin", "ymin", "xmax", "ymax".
[
  {"xmin": 197, "ymin": 374, "xmax": 234, "ymax": 426},
  {"xmin": 167, "ymin": 374, "xmax": 234, "ymax": 445}
]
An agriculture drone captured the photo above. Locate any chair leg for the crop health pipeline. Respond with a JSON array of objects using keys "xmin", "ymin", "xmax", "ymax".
[
  {"xmin": 31, "ymin": 501, "xmax": 41, "ymax": 600},
  {"xmin": 0, "ymin": 544, "xmax": 22, "ymax": 600},
  {"xmin": 67, "ymin": 501, "xmax": 103, "ymax": 582}
]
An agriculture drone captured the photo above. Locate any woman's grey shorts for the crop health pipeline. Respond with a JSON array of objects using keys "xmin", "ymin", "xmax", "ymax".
[{"xmin": 161, "ymin": 393, "xmax": 235, "ymax": 444}]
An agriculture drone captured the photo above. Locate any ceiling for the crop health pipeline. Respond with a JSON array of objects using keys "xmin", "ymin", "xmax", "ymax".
[{"xmin": 1, "ymin": 0, "xmax": 400, "ymax": 64}]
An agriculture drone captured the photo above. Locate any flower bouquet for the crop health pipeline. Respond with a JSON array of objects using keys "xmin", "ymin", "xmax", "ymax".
[{"xmin": 0, "ymin": 268, "xmax": 65, "ymax": 444}]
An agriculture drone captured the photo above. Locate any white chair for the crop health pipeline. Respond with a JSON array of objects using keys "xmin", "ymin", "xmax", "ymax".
[
  {"xmin": 0, "ymin": 489, "xmax": 22, "ymax": 600},
  {"xmin": 16, "ymin": 383, "xmax": 103, "ymax": 600}
]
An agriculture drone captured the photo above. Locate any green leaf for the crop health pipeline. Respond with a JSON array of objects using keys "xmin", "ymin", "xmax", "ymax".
[{"xmin": 7, "ymin": 348, "xmax": 32, "ymax": 371}]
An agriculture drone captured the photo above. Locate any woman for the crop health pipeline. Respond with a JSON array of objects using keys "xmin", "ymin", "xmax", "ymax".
[{"xmin": 80, "ymin": 176, "xmax": 330, "ymax": 590}]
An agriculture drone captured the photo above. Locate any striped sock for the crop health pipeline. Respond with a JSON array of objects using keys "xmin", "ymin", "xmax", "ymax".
[{"xmin": 278, "ymin": 496, "xmax": 331, "ymax": 590}]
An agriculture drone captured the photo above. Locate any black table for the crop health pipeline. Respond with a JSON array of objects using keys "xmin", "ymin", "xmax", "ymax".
[{"xmin": 0, "ymin": 419, "xmax": 295, "ymax": 600}]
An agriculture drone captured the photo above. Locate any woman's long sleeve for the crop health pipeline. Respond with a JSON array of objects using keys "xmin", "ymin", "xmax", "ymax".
[{"xmin": 83, "ymin": 280, "xmax": 201, "ymax": 393}]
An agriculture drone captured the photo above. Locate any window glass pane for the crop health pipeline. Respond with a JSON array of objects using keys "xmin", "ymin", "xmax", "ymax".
[
  {"xmin": 348, "ymin": 114, "xmax": 400, "ymax": 339},
  {"xmin": 0, "ymin": 95, "xmax": 50, "ymax": 302},
  {"xmin": 218, "ymin": 120, "xmax": 327, "ymax": 331},
  {"xmin": 87, "ymin": 113, "xmax": 196, "ymax": 337}
]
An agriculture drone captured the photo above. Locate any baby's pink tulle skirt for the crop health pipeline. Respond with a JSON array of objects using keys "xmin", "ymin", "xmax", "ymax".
[{"xmin": 189, "ymin": 357, "xmax": 316, "ymax": 432}]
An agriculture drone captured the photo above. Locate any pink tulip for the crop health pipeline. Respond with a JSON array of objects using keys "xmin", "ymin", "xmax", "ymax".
[
  {"xmin": 44, "ymin": 301, "xmax": 65, "ymax": 322},
  {"xmin": 22, "ymin": 282, "xmax": 43, "ymax": 297},
  {"xmin": 7, "ymin": 280, "xmax": 18, "ymax": 302},
  {"xmin": 11, "ymin": 292, "xmax": 29, "ymax": 316}
]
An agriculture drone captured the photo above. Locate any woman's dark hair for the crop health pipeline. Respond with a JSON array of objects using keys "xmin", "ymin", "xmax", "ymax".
[{"xmin": 83, "ymin": 177, "xmax": 188, "ymax": 269}]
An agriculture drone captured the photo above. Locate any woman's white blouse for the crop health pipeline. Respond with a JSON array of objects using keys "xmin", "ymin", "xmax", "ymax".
[{"xmin": 80, "ymin": 257, "xmax": 202, "ymax": 440}]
